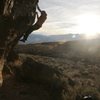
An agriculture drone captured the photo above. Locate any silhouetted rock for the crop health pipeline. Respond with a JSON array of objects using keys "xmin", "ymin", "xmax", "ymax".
[
  {"xmin": 0, "ymin": 0, "xmax": 39, "ymax": 86},
  {"xmin": 10, "ymin": 56, "xmax": 66, "ymax": 100}
]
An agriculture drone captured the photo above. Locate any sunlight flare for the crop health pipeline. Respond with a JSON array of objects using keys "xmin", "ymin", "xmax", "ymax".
[{"xmin": 76, "ymin": 13, "xmax": 100, "ymax": 39}]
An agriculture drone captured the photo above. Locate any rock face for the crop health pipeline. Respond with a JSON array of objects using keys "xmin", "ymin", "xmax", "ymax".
[
  {"xmin": 8, "ymin": 56, "xmax": 66, "ymax": 100},
  {"xmin": 0, "ymin": 0, "xmax": 39, "ymax": 86}
]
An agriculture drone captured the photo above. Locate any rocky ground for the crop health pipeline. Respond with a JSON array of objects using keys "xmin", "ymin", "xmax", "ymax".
[{"xmin": 0, "ymin": 40, "xmax": 100, "ymax": 100}]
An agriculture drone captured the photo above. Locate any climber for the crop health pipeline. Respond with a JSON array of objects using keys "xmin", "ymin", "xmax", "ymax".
[{"xmin": 20, "ymin": 4, "xmax": 47, "ymax": 42}]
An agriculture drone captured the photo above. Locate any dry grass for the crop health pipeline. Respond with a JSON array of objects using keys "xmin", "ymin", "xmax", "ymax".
[{"xmin": 0, "ymin": 40, "xmax": 100, "ymax": 100}]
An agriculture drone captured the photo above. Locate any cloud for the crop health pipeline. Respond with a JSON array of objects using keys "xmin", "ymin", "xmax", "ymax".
[{"xmin": 33, "ymin": 0, "xmax": 100, "ymax": 35}]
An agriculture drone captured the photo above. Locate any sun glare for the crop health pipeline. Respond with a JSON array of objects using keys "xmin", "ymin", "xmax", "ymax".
[{"xmin": 77, "ymin": 14, "xmax": 100, "ymax": 39}]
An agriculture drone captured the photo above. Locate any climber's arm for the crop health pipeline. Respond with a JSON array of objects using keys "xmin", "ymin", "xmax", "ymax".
[{"xmin": 37, "ymin": 3, "xmax": 42, "ymax": 13}]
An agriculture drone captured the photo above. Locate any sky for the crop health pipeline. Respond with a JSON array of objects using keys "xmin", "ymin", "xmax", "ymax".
[{"xmin": 33, "ymin": 0, "xmax": 100, "ymax": 36}]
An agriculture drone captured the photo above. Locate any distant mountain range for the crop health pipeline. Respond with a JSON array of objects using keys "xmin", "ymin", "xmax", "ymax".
[
  {"xmin": 19, "ymin": 34, "xmax": 84, "ymax": 44},
  {"xmin": 19, "ymin": 33, "xmax": 100, "ymax": 44}
]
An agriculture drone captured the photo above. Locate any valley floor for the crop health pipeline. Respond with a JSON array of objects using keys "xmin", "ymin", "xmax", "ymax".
[{"xmin": 0, "ymin": 41, "xmax": 100, "ymax": 100}]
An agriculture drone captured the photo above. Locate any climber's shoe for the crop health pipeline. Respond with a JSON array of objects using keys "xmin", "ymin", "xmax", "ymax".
[{"xmin": 20, "ymin": 39, "xmax": 26, "ymax": 42}]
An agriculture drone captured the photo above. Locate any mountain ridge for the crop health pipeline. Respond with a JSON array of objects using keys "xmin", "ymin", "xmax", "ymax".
[{"xmin": 19, "ymin": 33, "xmax": 83, "ymax": 44}]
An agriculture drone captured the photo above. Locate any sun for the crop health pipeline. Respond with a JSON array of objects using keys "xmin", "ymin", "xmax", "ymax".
[{"xmin": 76, "ymin": 13, "xmax": 100, "ymax": 39}]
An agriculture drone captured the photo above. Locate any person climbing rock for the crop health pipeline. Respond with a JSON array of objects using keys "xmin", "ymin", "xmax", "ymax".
[{"xmin": 20, "ymin": 6, "xmax": 47, "ymax": 42}]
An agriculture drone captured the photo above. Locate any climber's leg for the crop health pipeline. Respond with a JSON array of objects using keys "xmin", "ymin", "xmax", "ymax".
[
  {"xmin": 20, "ymin": 24, "xmax": 41, "ymax": 42},
  {"xmin": 20, "ymin": 27, "xmax": 33, "ymax": 42}
]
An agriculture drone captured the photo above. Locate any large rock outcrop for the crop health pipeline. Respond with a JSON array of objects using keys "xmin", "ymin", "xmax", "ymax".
[{"xmin": 0, "ymin": 0, "xmax": 39, "ymax": 86}]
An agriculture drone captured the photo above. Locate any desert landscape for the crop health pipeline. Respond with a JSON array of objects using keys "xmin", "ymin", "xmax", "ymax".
[
  {"xmin": 0, "ymin": 39, "xmax": 100, "ymax": 100},
  {"xmin": 0, "ymin": 0, "xmax": 100, "ymax": 100}
]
